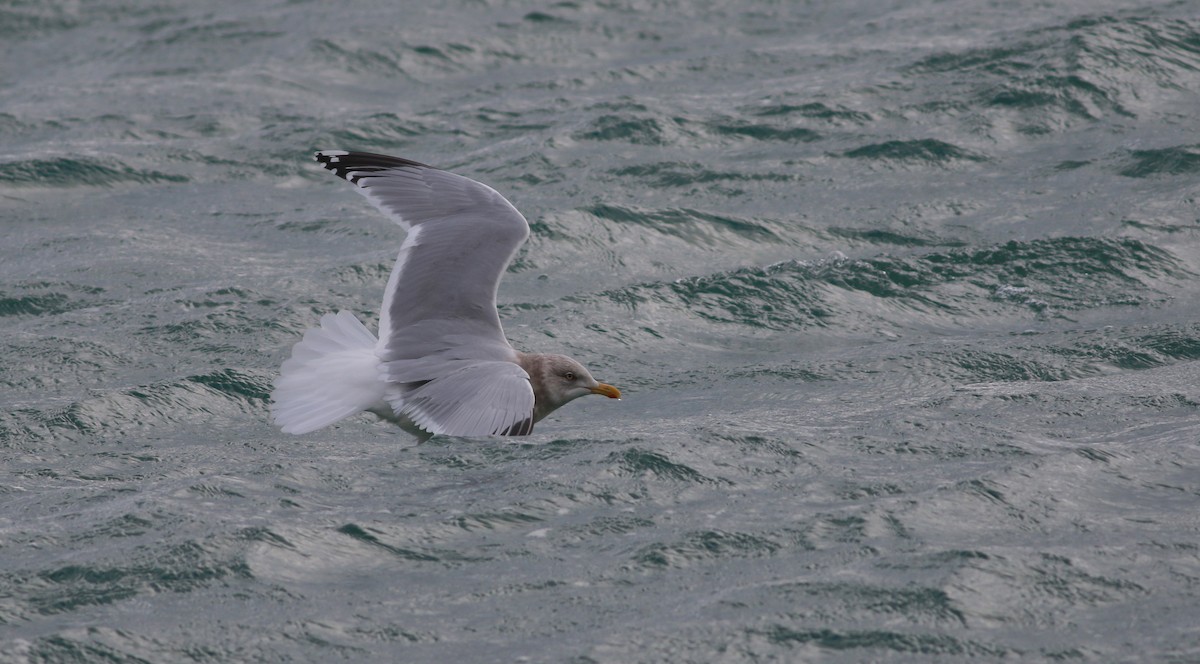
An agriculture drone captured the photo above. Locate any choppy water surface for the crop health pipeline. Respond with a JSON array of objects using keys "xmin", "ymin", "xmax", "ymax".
[{"xmin": 3, "ymin": 1, "xmax": 1200, "ymax": 661}]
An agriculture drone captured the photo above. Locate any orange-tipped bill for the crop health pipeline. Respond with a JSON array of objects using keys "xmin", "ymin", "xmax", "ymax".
[{"xmin": 591, "ymin": 383, "xmax": 622, "ymax": 399}]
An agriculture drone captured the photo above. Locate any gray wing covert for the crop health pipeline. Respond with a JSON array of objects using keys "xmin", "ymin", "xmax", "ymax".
[{"xmin": 389, "ymin": 360, "xmax": 536, "ymax": 436}]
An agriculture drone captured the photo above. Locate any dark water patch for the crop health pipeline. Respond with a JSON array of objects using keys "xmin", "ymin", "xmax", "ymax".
[
  {"xmin": 83, "ymin": 514, "xmax": 157, "ymax": 540},
  {"xmin": 826, "ymin": 227, "xmax": 958, "ymax": 248},
  {"xmin": 412, "ymin": 44, "xmax": 450, "ymax": 59},
  {"xmin": 834, "ymin": 482, "xmax": 907, "ymax": 500},
  {"xmin": 0, "ymin": 292, "xmax": 70, "ymax": 317},
  {"xmin": 1043, "ymin": 335, "xmax": 1176, "ymax": 372},
  {"xmin": 608, "ymin": 448, "xmax": 729, "ymax": 485},
  {"xmin": 984, "ymin": 74, "xmax": 1120, "ymax": 120},
  {"xmin": 310, "ymin": 39, "xmax": 409, "ymax": 77},
  {"xmin": 937, "ymin": 348, "xmax": 1088, "ymax": 383},
  {"xmin": 707, "ymin": 121, "xmax": 820, "ymax": 143},
  {"xmin": 20, "ymin": 372, "xmax": 274, "ymax": 441},
  {"xmin": 832, "ymin": 237, "xmax": 1183, "ymax": 308},
  {"xmin": 144, "ymin": 19, "xmax": 284, "ymax": 47},
  {"xmin": 472, "ymin": 108, "xmax": 554, "ymax": 135},
  {"xmin": 523, "ymin": 10, "xmax": 573, "ymax": 25},
  {"xmin": 449, "ymin": 511, "xmax": 543, "ymax": 532},
  {"xmin": 1012, "ymin": 553, "xmax": 1148, "ymax": 606},
  {"xmin": 175, "ymin": 287, "xmax": 273, "ymax": 311},
  {"xmin": 583, "ymin": 237, "xmax": 1182, "ymax": 333},
  {"xmin": 772, "ymin": 581, "xmax": 967, "ymax": 626},
  {"xmin": 1054, "ymin": 15, "xmax": 1200, "ymax": 86},
  {"xmin": 0, "ymin": 4, "xmax": 80, "ymax": 38},
  {"xmin": 610, "ymin": 161, "xmax": 799, "ymax": 188},
  {"xmin": 753, "ymin": 626, "xmax": 1010, "ymax": 657},
  {"xmin": 273, "ymin": 216, "xmax": 382, "ymax": 237},
  {"xmin": 418, "ymin": 450, "xmax": 488, "ymax": 471},
  {"xmin": 30, "ymin": 540, "xmax": 252, "ymax": 616},
  {"xmin": 958, "ymin": 478, "xmax": 1010, "ymax": 507},
  {"xmin": 24, "ymin": 633, "xmax": 154, "ymax": 663},
  {"xmin": 0, "ymin": 282, "xmax": 107, "ymax": 317},
  {"xmin": 699, "ymin": 430, "xmax": 810, "ymax": 460},
  {"xmin": 0, "ymin": 112, "xmax": 32, "ymax": 136},
  {"xmin": 909, "ymin": 45, "xmax": 1032, "ymax": 75},
  {"xmin": 886, "ymin": 325, "xmax": 1200, "ymax": 387},
  {"xmin": 184, "ymin": 369, "xmax": 270, "ymax": 401},
  {"xmin": 726, "ymin": 363, "xmax": 831, "ymax": 383},
  {"xmin": 408, "ymin": 41, "xmax": 492, "ymax": 63},
  {"xmin": 633, "ymin": 529, "xmax": 780, "ymax": 569},
  {"xmin": 0, "ymin": 336, "xmax": 128, "ymax": 395},
  {"xmin": 497, "ymin": 302, "xmax": 555, "ymax": 318},
  {"xmin": 911, "ymin": 41, "xmax": 1128, "ymax": 130},
  {"xmin": 1133, "ymin": 325, "xmax": 1200, "ymax": 361},
  {"xmin": 1054, "ymin": 159, "xmax": 1091, "ymax": 171},
  {"xmin": 472, "ymin": 438, "xmax": 595, "ymax": 464},
  {"xmin": 327, "ymin": 112, "xmax": 432, "ymax": 148},
  {"xmin": 329, "ymin": 262, "xmax": 393, "ymax": 286},
  {"xmin": 855, "ymin": 428, "xmax": 1034, "ymax": 460},
  {"xmin": 337, "ymin": 524, "xmax": 489, "ymax": 564},
  {"xmin": 841, "ymin": 139, "xmax": 987, "ymax": 164},
  {"xmin": 749, "ymin": 101, "xmax": 873, "ymax": 124},
  {"xmin": 1075, "ymin": 447, "xmax": 1119, "ymax": 463},
  {"xmin": 586, "ymin": 262, "xmax": 830, "ymax": 331},
  {"xmin": 336, "ymin": 524, "xmax": 440, "ymax": 562},
  {"xmin": 152, "ymin": 313, "xmax": 284, "ymax": 351},
  {"xmin": 584, "ymin": 203, "xmax": 782, "ymax": 245},
  {"xmin": 411, "ymin": 38, "xmax": 526, "ymax": 75},
  {"xmin": 905, "ymin": 15, "xmax": 1200, "ymax": 134},
  {"xmin": 189, "ymin": 483, "xmax": 246, "ymax": 499},
  {"xmin": 572, "ymin": 115, "xmax": 672, "ymax": 145},
  {"xmin": 562, "ymin": 515, "xmax": 656, "ymax": 541},
  {"xmin": 0, "ymin": 157, "xmax": 187, "ymax": 187},
  {"xmin": 1119, "ymin": 145, "xmax": 1200, "ymax": 178}
]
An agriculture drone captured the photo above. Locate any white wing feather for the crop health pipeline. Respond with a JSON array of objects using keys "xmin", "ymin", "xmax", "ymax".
[{"xmin": 312, "ymin": 151, "xmax": 536, "ymax": 436}]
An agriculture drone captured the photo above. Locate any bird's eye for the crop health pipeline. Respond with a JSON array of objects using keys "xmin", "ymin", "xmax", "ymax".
[{"xmin": 564, "ymin": 371, "xmax": 576, "ymax": 381}]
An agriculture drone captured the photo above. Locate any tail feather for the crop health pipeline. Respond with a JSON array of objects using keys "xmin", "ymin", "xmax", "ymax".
[{"xmin": 271, "ymin": 311, "xmax": 385, "ymax": 434}]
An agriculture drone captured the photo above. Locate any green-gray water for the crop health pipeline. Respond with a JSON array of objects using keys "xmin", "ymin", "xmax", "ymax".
[{"xmin": 3, "ymin": 1, "xmax": 1200, "ymax": 661}]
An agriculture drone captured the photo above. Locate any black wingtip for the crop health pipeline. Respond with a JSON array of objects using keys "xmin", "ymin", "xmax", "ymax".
[
  {"xmin": 314, "ymin": 150, "xmax": 435, "ymax": 182},
  {"xmin": 499, "ymin": 416, "xmax": 534, "ymax": 436}
]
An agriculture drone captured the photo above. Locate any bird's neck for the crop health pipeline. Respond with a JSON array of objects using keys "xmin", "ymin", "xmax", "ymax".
[{"xmin": 515, "ymin": 352, "xmax": 557, "ymax": 423}]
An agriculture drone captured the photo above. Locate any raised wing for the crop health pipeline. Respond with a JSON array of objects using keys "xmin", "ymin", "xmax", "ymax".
[
  {"xmin": 315, "ymin": 150, "xmax": 530, "ymax": 345},
  {"xmin": 314, "ymin": 150, "xmax": 535, "ymax": 435}
]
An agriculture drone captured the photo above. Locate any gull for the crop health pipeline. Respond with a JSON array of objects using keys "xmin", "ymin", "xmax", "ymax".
[{"xmin": 271, "ymin": 150, "xmax": 621, "ymax": 436}]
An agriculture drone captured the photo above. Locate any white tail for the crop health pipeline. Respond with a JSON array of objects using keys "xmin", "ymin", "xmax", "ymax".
[{"xmin": 271, "ymin": 310, "xmax": 386, "ymax": 434}]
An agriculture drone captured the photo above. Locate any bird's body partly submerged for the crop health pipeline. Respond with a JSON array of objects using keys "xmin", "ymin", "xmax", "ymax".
[{"xmin": 270, "ymin": 150, "xmax": 620, "ymax": 437}]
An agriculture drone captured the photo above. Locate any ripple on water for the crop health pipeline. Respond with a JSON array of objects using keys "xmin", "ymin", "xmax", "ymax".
[
  {"xmin": 607, "ymin": 448, "xmax": 731, "ymax": 486},
  {"xmin": 906, "ymin": 15, "xmax": 1200, "ymax": 135},
  {"xmin": 631, "ymin": 529, "xmax": 782, "ymax": 569},
  {"xmin": 580, "ymin": 236, "xmax": 1185, "ymax": 334},
  {"xmin": 0, "ymin": 282, "xmax": 108, "ymax": 317},
  {"xmin": 1119, "ymin": 144, "xmax": 1200, "ymax": 178},
  {"xmin": 21, "ymin": 537, "xmax": 253, "ymax": 619},
  {"xmin": 841, "ymin": 139, "xmax": 988, "ymax": 165},
  {"xmin": 0, "ymin": 157, "xmax": 186, "ymax": 187},
  {"xmin": 1, "ymin": 370, "xmax": 272, "ymax": 447}
]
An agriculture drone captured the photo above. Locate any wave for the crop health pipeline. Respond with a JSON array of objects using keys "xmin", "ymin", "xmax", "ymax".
[
  {"xmin": 581, "ymin": 237, "xmax": 1185, "ymax": 331},
  {"xmin": 1, "ymin": 369, "xmax": 272, "ymax": 445},
  {"xmin": 907, "ymin": 14, "xmax": 1200, "ymax": 133},
  {"xmin": 0, "ymin": 157, "xmax": 187, "ymax": 187}
]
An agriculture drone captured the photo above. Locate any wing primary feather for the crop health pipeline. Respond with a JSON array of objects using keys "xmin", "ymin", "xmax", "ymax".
[
  {"xmin": 308, "ymin": 150, "xmax": 537, "ymax": 437},
  {"xmin": 315, "ymin": 151, "xmax": 434, "ymax": 182}
]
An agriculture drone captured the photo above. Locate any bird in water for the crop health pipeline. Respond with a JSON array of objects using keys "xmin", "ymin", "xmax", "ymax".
[{"xmin": 271, "ymin": 150, "xmax": 621, "ymax": 437}]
